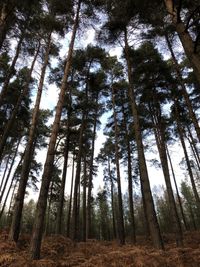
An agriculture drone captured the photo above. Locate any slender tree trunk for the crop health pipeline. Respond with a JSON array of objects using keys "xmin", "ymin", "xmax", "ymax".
[
  {"xmin": 174, "ymin": 100, "xmax": 200, "ymax": 221},
  {"xmin": 6, "ymin": 179, "xmax": 18, "ymax": 225},
  {"xmin": 45, "ymin": 182, "xmax": 54, "ymax": 236},
  {"xmin": 186, "ymin": 126, "xmax": 200, "ymax": 169},
  {"xmin": 0, "ymin": 152, "xmax": 12, "ymax": 193},
  {"xmin": 9, "ymin": 36, "xmax": 51, "ymax": 242},
  {"xmin": 29, "ymin": 1, "xmax": 81, "ymax": 259},
  {"xmin": 66, "ymin": 154, "xmax": 75, "ymax": 237},
  {"xmin": 82, "ymin": 154, "xmax": 87, "ymax": 242},
  {"xmin": 0, "ymin": 138, "xmax": 21, "ymax": 203},
  {"xmin": 186, "ymin": 135, "xmax": 200, "ymax": 172},
  {"xmin": 111, "ymin": 85, "xmax": 125, "ymax": 245},
  {"xmin": 87, "ymin": 93, "xmax": 98, "ymax": 239},
  {"xmin": 124, "ymin": 29, "xmax": 163, "ymax": 249},
  {"xmin": 108, "ymin": 158, "xmax": 117, "ymax": 239},
  {"xmin": 72, "ymin": 114, "xmax": 85, "ymax": 241},
  {"xmin": 165, "ymin": 34, "xmax": 200, "ymax": 142},
  {"xmin": 55, "ymin": 133, "xmax": 70, "ymax": 234},
  {"xmin": 166, "ymin": 146, "xmax": 189, "ymax": 231},
  {"xmin": 164, "ymin": 0, "xmax": 200, "ymax": 86},
  {"xmin": 0, "ymin": 44, "xmax": 40, "ymax": 160},
  {"xmin": 150, "ymin": 107, "xmax": 183, "ymax": 246},
  {"xmin": 121, "ymin": 100, "xmax": 136, "ymax": 244}
]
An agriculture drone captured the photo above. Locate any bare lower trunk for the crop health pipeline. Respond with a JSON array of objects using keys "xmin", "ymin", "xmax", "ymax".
[
  {"xmin": 29, "ymin": 1, "xmax": 81, "ymax": 259},
  {"xmin": 124, "ymin": 29, "xmax": 163, "ymax": 249},
  {"xmin": 111, "ymin": 86, "xmax": 125, "ymax": 245},
  {"xmin": 87, "ymin": 94, "xmax": 98, "ymax": 239},
  {"xmin": 0, "ymin": 138, "xmax": 21, "ymax": 203},
  {"xmin": 66, "ymin": 154, "xmax": 75, "ymax": 237},
  {"xmin": 72, "ymin": 114, "xmax": 85, "ymax": 241},
  {"xmin": 174, "ymin": 100, "xmax": 200, "ymax": 221},
  {"xmin": 166, "ymin": 147, "xmax": 188, "ymax": 231},
  {"xmin": 9, "ymin": 37, "xmax": 51, "ymax": 242}
]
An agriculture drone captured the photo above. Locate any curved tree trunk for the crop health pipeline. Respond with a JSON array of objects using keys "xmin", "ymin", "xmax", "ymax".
[{"xmin": 29, "ymin": 2, "xmax": 81, "ymax": 259}]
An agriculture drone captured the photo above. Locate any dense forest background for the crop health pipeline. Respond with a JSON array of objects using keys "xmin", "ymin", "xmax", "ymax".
[{"xmin": 0, "ymin": 0, "xmax": 200, "ymax": 263}]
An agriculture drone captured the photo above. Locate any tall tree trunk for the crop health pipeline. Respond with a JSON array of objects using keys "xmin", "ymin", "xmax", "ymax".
[
  {"xmin": 164, "ymin": 0, "xmax": 200, "ymax": 86},
  {"xmin": 166, "ymin": 146, "xmax": 189, "ymax": 231},
  {"xmin": 174, "ymin": 100, "xmax": 200, "ymax": 221},
  {"xmin": 108, "ymin": 159, "xmax": 117, "ymax": 239},
  {"xmin": 87, "ymin": 93, "xmax": 98, "ymax": 239},
  {"xmin": 29, "ymin": 1, "xmax": 81, "ymax": 259},
  {"xmin": 121, "ymin": 100, "xmax": 136, "ymax": 244},
  {"xmin": 82, "ymin": 154, "xmax": 87, "ymax": 242},
  {"xmin": 55, "ymin": 130, "xmax": 70, "ymax": 234},
  {"xmin": 0, "ymin": 44, "xmax": 40, "ymax": 160},
  {"xmin": 124, "ymin": 29, "xmax": 164, "ymax": 249},
  {"xmin": 9, "ymin": 35, "xmax": 51, "ymax": 242},
  {"xmin": 150, "ymin": 106, "xmax": 183, "ymax": 246},
  {"xmin": 165, "ymin": 34, "xmax": 200, "ymax": 142},
  {"xmin": 111, "ymin": 86, "xmax": 125, "ymax": 245},
  {"xmin": 72, "ymin": 114, "xmax": 85, "ymax": 241},
  {"xmin": 66, "ymin": 154, "xmax": 75, "ymax": 237}
]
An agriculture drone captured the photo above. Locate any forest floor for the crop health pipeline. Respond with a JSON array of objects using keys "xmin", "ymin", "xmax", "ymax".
[{"xmin": 0, "ymin": 231, "xmax": 200, "ymax": 267}]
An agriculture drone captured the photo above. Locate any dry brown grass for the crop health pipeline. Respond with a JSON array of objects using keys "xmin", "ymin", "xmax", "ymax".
[{"xmin": 0, "ymin": 231, "xmax": 200, "ymax": 267}]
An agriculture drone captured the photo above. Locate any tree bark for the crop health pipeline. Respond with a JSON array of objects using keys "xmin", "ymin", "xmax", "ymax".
[
  {"xmin": 71, "ymin": 113, "xmax": 85, "ymax": 241},
  {"xmin": 124, "ymin": 29, "xmax": 164, "ymax": 249},
  {"xmin": 165, "ymin": 34, "xmax": 200, "ymax": 142},
  {"xmin": 87, "ymin": 93, "xmax": 98, "ymax": 239},
  {"xmin": 174, "ymin": 100, "xmax": 200, "ymax": 221},
  {"xmin": 29, "ymin": 1, "xmax": 81, "ymax": 259},
  {"xmin": 164, "ymin": 0, "xmax": 200, "ymax": 86},
  {"xmin": 166, "ymin": 146, "xmax": 188, "ymax": 231},
  {"xmin": 66, "ymin": 154, "xmax": 75, "ymax": 237},
  {"xmin": 9, "ymin": 35, "xmax": 51, "ymax": 242},
  {"xmin": 121, "ymin": 100, "xmax": 136, "ymax": 244},
  {"xmin": 0, "ymin": 137, "xmax": 21, "ymax": 204},
  {"xmin": 111, "ymin": 85, "xmax": 125, "ymax": 245},
  {"xmin": 55, "ymin": 129, "xmax": 70, "ymax": 235},
  {"xmin": 149, "ymin": 105, "xmax": 183, "ymax": 246}
]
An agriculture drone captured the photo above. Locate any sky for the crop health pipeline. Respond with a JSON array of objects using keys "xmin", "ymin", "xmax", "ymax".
[{"xmin": 27, "ymin": 27, "xmax": 187, "ymax": 203}]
